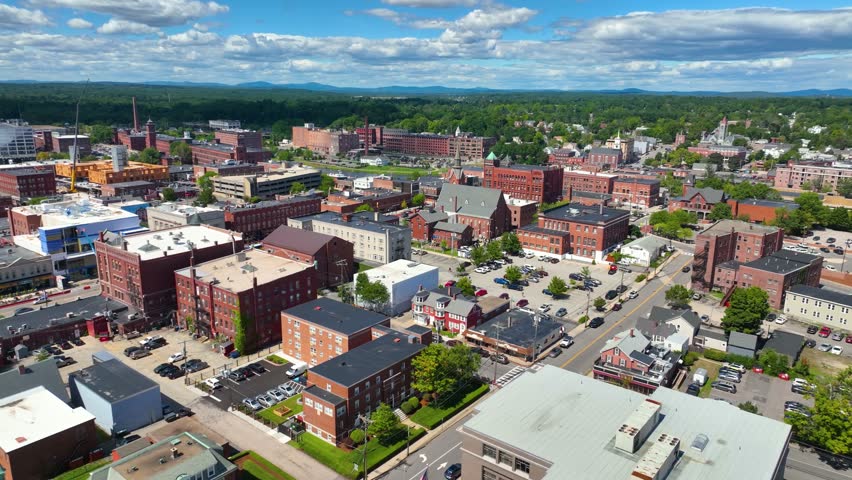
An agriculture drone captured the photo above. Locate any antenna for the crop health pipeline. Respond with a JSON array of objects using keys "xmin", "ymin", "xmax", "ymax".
[{"xmin": 70, "ymin": 78, "xmax": 90, "ymax": 194}]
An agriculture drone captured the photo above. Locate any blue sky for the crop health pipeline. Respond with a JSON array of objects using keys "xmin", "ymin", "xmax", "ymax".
[{"xmin": 1, "ymin": 0, "xmax": 851, "ymax": 90}]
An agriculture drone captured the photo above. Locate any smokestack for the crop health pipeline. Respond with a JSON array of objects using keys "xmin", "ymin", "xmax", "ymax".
[
  {"xmin": 364, "ymin": 116, "xmax": 369, "ymax": 157},
  {"xmin": 132, "ymin": 96, "xmax": 139, "ymax": 132}
]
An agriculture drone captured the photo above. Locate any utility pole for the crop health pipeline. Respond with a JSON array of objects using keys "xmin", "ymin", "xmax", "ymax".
[
  {"xmin": 177, "ymin": 339, "xmax": 189, "ymax": 385},
  {"xmin": 492, "ymin": 324, "xmax": 506, "ymax": 384},
  {"xmin": 531, "ymin": 314, "xmax": 540, "ymax": 362},
  {"xmin": 585, "ymin": 289, "xmax": 591, "ymax": 327},
  {"xmin": 355, "ymin": 413, "xmax": 371, "ymax": 480}
]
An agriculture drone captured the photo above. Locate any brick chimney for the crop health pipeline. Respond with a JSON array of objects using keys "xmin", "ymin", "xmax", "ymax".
[{"xmin": 342, "ymin": 213, "xmax": 352, "ymax": 222}]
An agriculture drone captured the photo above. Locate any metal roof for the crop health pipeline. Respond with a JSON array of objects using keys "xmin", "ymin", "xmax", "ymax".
[
  {"xmin": 728, "ymin": 331, "xmax": 758, "ymax": 350},
  {"xmin": 435, "ymin": 183, "xmax": 505, "ymax": 220},
  {"xmin": 462, "ymin": 366, "xmax": 791, "ymax": 480},
  {"xmin": 434, "ymin": 221, "xmax": 471, "ymax": 234}
]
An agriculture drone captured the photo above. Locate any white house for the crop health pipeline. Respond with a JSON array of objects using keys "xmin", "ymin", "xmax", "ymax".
[
  {"xmin": 353, "ymin": 259, "xmax": 439, "ymax": 315},
  {"xmin": 620, "ymin": 236, "xmax": 666, "ymax": 267},
  {"xmin": 360, "ymin": 155, "xmax": 388, "ymax": 167}
]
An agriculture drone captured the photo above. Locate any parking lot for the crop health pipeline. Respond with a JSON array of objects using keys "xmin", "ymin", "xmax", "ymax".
[{"xmin": 204, "ymin": 359, "xmax": 305, "ymax": 411}]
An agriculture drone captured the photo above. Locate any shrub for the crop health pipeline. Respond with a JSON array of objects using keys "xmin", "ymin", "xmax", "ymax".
[
  {"xmin": 578, "ymin": 315, "xmax": 589, "ymax": 324},
  {"xmin": 401, "ymin": 402, "xmax": 414, "ymax": 415},
  {"xmin": 683, "ymin": 351, "xmax": 700, "ymax": 367},
  {"xmin": 422, "ymin": 393, "xmax": 432, "ymax": 403},
  {"xmin": 703, "ymin": 348, "xmax": 728, "ymax": 362},
  {"xmin": 349, "ymin": 429, "xmax": 365, "ymax": 445},
  {"xmin": 725, "ymin": 353, "xmax": 756, "ymax": 369},
  {"xmin": 635, "ymin": 274, "xmax": 647, "ymax": 282},
  {"xmin": 266, "ymin": 355, "xmax": 287, "ymax": 365},
  {"xmin": 407, "ymin": 397, "xmax": 421, "ymax": 412}
]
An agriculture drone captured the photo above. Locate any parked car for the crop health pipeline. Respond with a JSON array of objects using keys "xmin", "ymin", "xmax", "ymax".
[
  {"xmin": 154, "ymin": 363, "xmax": 173, "ymax": 375},
  {"xmin": 804, "ymin": 339, "xmax": 817, "ymax": 348},
  {"xmin": 538, "ymin": 304, "xmax": 551, "ymax": 313},
  {"xmin": 831, "ymin": 332, "xmax": 846, "ymax": 342},
  {"xmin": 507, "ymin": 284, "xmax": 523, "ymax": 291},
  {"xmin": 516, "ymin": 299, "xmax": 529, "ymax": 308},
  {"xmin": 712, "ymin": 381, "xmax": 737, "ymax": 394},
  {"xmin": 831, "ymin": 345, "xmax": 844, "ymax": 355},
  {"xmin": 53, "ymin": 355, "xmax": 74, "ymax": 368},
  {"xmin": 124, "ymin": 346, "xmax": 143, "ymax": 357},
  {"xmin": 493, "ymin": 277, "xmax": 509, "ymax": 285},
  {"xmin": 569, "ymin": 273, "xmax": 585, "ymax": 281},
  {"xmin": 130, "ymin": 349, "xmax": 151, "ymax": 360},
  {"xmin": 71, "ymin": 338, "xmax": 84, "ymax": 346},
  {"xmin": 560, "ymin": 336, "xmax": 574, "ymax": 348},
  {"xmin": 278, "ymin": 383, "xmax": 297, "ymax": 398},
  {"xmin": 168, "ymin": 352, "xmax": 185, "ymax": 363},
  {"xmin": 835, "ymin": 248, "xmax": 845, "ymax": 255},
  {"xmin": 145, "ymin": 338, "xmax": 167, "ymax": 350},
  {"xmin": 547, "ymin": 348, "xmax": 562, "ymax": 358},
  {"xmin": 475, "ymin": 289, "xmax": 488, "ymax": 297},
  {"xmin": 628, "ymin": 291, "xmax": 639, "ymax": 300},
  {"xmin": 444, "ymin": 463, "xmax": 462, "ymax": 480},
  {"xmin": 818, "ymin": 327, "xmax": 832, "ymax": 338},
  {"xmin": 182, "ymin": 359, "xmax": 208, "ymax": 372},
  {"xmin": 555, "ymin": 307, "xmax": 568, "ymax": 318},
  {"xmin": 612, "ymin": 303, "xmax": 623, "ymax": 311},
  {"xmin": 686, "ymin": 383, "xmax": 701, "ymax": 396},
  {"xmin": 616, "ymin": 285, "xmax": 628, "ymax": 294},
  {"xmin": 700, "ymin": 314, "xmax": 710, "ymax": 324},
  {"xmin": 491, "ymin": 353, "xmax": 509, "ymax": 364},
  {"xmin": 722, "ymin": 363, "xmax": 746, "ymax": 374},
  {"xmin": 775, "ymin": 315, "xmax": 788, "ymax": 325},
  {"xmin": 807, "ymin": 325, "xmax": 819, "ymax": 335},
  {"xmin": 589, "ymin": 317, "xmax": 604, "ymax": 328},
  {"xmin": 608, "ymin": 265, "xmax": 618, "ymax": 275},
  {"xmin": 247, "ymin": 362, "xmax": 266, "ymax": 375},
  {"xmin": 228, "ymin": 369, "xmax": 247, "ymax": 381},
  {"xmin": 166, "ymin": 367, "xmax": 184, "ymax": 379},
  {"xmin": 139, "ymin": 335, "xmax": 163, "ymax": 347},
  {"xmin": 204, "ymin": 377, "xmax": 223, "ymax": 390},
  {"xmin": 256, "ymin": 394, "xmax": 274, "ymax": 408},
  {"xmin": 846, "ymin": 335, "xmax": 852, "ymax": 344},
  {"xmin": 242, "ymin": 398, "xmax": 262, "ymax": 411},
  {"xmin": 605, "ymin": 290, "xmax": 618, "ymax": 300},
  {"xmin": 692, "ymin": 293, "xmax": 702, "ymax": 300},
  {"xmin": 499, "ymin": 292, "xmax": 510, "ymax": 299},
  {"xmin": 542, "ymin": 288, "xmax": 553, "ymax": 296},
  {"xmin": 817, "ymin": 343, "xmax": 832, "ymax": 352}
]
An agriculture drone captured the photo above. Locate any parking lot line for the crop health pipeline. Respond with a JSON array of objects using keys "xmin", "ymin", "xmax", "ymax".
[{"xmin": 559, "ymin": 256, "xmax": 690, "ymax": 370}]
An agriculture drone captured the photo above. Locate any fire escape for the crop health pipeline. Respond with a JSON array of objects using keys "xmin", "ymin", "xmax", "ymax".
[{"xmin": 691, "ymin": 240, "xmax": 709, "ymax": 290}]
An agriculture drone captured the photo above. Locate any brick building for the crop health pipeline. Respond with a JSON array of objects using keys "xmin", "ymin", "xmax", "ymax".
[
  {"xmin": 774, "ymin": 162, "xmax": 852, "ymax": 193},
  {"xmin": 668, "ymin": 186, "xmax": 729, "ymax": 221},
  {"xmin": 212, "ymin": 166, "xmax": 321, "ymax": 200},
  {"xmin": 95, "ymin": 226, "xmax": 242, "ymax": 322},
  {"xmin": 432, "ymin": 222, "xmax": 473, "ymax": 249},
  {"xmin": 548, "ymin": 148, "xmax": 583, "ymax": 166},
  {"xmin": 175, "ymin": 249, "xmax": 316, "ymax": 349},
  {"xmin": 0, "ymin": 386, "xmax": 97, "ymax": 480},
  {"xmin": 518, "ymin": 203, "xmax": 630, "ymax": 262},
  {"xmin": 301, "ymin": 333, "xmax": 426, "ymax": 444},
  {"xmin": 0, "ymin": 167, "xmax": 56, "ymax": 202},
  {"xmin": 688, "ymin": 143, "xmax": 747, "ymax": 158},
  {"xmin": 360, "ymin": 189, "xmax": 411, "ymax": 212},
  {"xmin": 292, "ymin": 125, "xmax": 360, "ymax": 156},
  {"xmin": 691, "ymin": 220, "xmax": 783, "ymax": 291},
  {"xmin": 586, "ymin": 147, "xmax": 622, "ymax": 169},
  {"xmin": 411, "ymin": 286, "xmax": 482, "ymax": 333},
  {"xmin": 483, "ymin": 159, "xmax": 563, "ymax": 204},
  {"xmin": 223, "ymin": 197, "xmax": 321, "ymax": 241},
  {"xmin": 280, "ymin": 297, "xmax": 389, "ymax": 366},
  {"xmin": 51, "ymin": 134, "xmax": 91, "ymax": 156},
  {"xmin": 99, "ymin": 180, "xmax": 155, "ymax": 198},
  {"xmin": 434, "ymin": 184, "xmax": 510, "ymax": 242},
  {"xmin": 371, "ymin": 176, "xmax": 420, "ymax": 196},
  {"xmin": 262, "ymin": 225, "xmax": 354, "ymax": 289},
  {"xmin": 54, "ymin": 160, "xmax": 168, "ymax": 185},
  {"xmin": 504, "ymin": 195, "xmax": 537, "ymax": 228},
  {"xmin": 612, "ymin": 177, "xmax": 660, "ymax": 210},
  {"xmin": 189, "ymin": 142, "xmax": 271, "ymax": 166},
  {"xmin": 115, "ymin": 130, "xmax": 147, "ymax": 151},
  {"xmin": 410, "ymin": 210, "xmax": 449, "ymax": 243},
  {"xmin": 728, "ymin": 198, "xmax": 800, "ymax": 224},
  {"xmin": 713, "ymin": 250, "xmax": 822, "ymax": 309},
  {"xmin": 214, "ymin": 129, "xmax": 263, "ymax": 150},
  {"xmin": 562, "ymin": 170, "xmax": 617, "ymax": 200}
]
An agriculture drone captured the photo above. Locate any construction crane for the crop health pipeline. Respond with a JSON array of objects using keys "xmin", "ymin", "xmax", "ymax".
[{"xmin": 69, "ymin": 79, "xmax": 90, "ymax": 193}]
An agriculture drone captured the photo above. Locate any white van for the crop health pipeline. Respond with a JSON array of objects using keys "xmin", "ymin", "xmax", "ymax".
[
  {"xmin": 204, "ymin": 377, "xmax": 222, "ymax": 390},
  {"xmin": 286, "ymin": 362, "xmax": 308, "ymax": 378}
]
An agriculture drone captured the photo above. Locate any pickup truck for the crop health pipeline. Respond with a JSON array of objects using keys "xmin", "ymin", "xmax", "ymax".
[
  {"xmin": 139, "ymin": 335, "xmax": 163, "ymax": 347},
  {"xmin": 125, "ymin": 331, "xmax": 142, "ymax": 340}
]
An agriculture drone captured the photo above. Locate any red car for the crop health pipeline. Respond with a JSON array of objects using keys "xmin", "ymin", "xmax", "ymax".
[
  {"xmin": 445, "ymin": 280, "xmax": 456, "ymax": 287},
  {"xmin": 499, "ymin": 293, "xmax": 510, "ymax": 300},
  {"xmin": 608, "ymin": 265, "xmax": 618, "ymax": 275},
  {"xmin": 846, "ymin": 336, "xmax": 852, "ymax": 344},
  {"xmin": 778, "ymin": 372, "xmax": 790, "ymax": 381},
  {"xmin": 818, "ymin": 326, "xmax": 832, "ymax": 338},
  {"xmin": 475, "ymin": 289, "xmax": 488, "ymax": 297},
  {"xmin": 752, "ymin": 366, "xmax": 764, "ymax": 374},
  {"xmin": 516, "ymin": 299, "xmax": 529, "ymax": 308},
  {"xmin": 611, "ymin": 303, "xmax": 623, "ymax": 311}
]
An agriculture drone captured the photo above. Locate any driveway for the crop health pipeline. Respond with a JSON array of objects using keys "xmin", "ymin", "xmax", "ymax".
[{"xmin": 702, "ymin": 368, "xmax": 813, "ymax": 421}]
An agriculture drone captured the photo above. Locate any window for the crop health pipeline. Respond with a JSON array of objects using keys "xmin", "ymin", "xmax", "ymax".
[
  {"xmin": 207, "ymin": 465, "xmax": 216, "ymax": 477},
  {"xmin": 515, "ymin": 458, "xmax": 531, "ymax": 474},
  {"xmin": 482, "ymin": 444, "xmax": 497, "ymax": 459},
  {"xmin": 619, "ymin": 358, "xmax": 626, "ymax": 367},
  {"xmin": 498, "ymin": 451, "xmax": 513, "ymax": 466}
]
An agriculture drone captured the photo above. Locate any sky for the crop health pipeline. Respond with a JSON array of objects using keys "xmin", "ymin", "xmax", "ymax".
[{"xmin": 1, "ymin": 0, "xmax": 851, "ymax": 91}]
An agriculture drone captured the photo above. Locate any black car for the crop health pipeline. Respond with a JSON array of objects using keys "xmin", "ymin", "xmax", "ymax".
[
  {"xmin": 806, "ymin": 325, "xmax": 819, "ymax": 334},
  {"xmin": 569, "ymin": 273, "xmax": 585, "ymax": 281},
  {"xmin": 605, "ymin": 290, "xmax": 618, "ymax": 300},
  {"xmin": 491, "ymin": 353, "xmax": 509, "ymax": 364},
  {"xmin": 834, "ymin": 248, "xmax": 844, "ymax": 255},
  {"xmin": 238, "ymin": 366, "xmax": 255, "ymax": 378},
  {"xmin": 827, "ymin": 237, "xmax": 837, "ymax": 244},
  {"xmin": 686, "ymin": 383, "xmax": 700, "ymax": 396},
  {"xmin": 820, "ymin": 247, "xmax": 831, "ymax": 253},
  {"xmin": 60, "ymin": 341, "xmax": 73, "ymax": 349},
  {"xmin": 616, "ymin": 285, "xmax": 628, "ymax": 294},
  {"xmin": 804, "ymin": 339, "xmax": 817, "ymax": 348},
  {"xmin": 507, "ymin": 283, "xmax": 523, "ymax": 291},
  {"xmin": 153, "ymin": 363, "xmax": 172, "ymax": 375},
  {"xmin": 682, "ymin": 266, "xmax": 691, "ymax": 273},
  {"xmin": 166, "ymin": 368, "xmax": 184, "ymax": 380},
  {"xmin": 470, "ymin": 346, "xmax": 490, "ymax": 358},
  {"xmin": 159, "ymin": 365, "xmax": 180, "ymax": 377},
  {"xmin": 145, "ymin": 338, "xmax": 167, "ymax": 350},
  {"xmin": 247, "ymin": 362, "xmax": 266, "ymax": 375},
  {"xmin": 124, "ymin": 346, "xmax": 142, "ymax": 357},
  {"xmin": 589, "ymin": 317, "xmax": 604, "ymax": 328},
  {"xmin": 182, "ymin": 360, "xmax": 209, "ymax": 373},
  {"xmin": 444, "ymin": 463, "xmax": 462, "ymax": 480},
  {"xmin": 547, "ymin": 348, "xmax": 562, "ymax": 358},
  {"xmin": 228, "ymin": 370, "xmax": 247, "ymax": 382}
]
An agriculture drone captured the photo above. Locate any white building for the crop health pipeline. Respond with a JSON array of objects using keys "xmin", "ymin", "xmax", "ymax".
[
  {"xmin": 289, "ymin": 211, "xmax": 411, "ymax": 264},
  {"xmin": 807, "ymin": 125, "xmax": 826, "ymax": 134},
  {"xmin": 360, "ymin": 155, "xmax": 388, "ymax": 167},
  {"xmin": 784, "ymin": 285, "xmax": 851, "ymax": 330},
  {"xmin": 209, "ymin": 119, "xmax": 241, "ymax": 130},
  {"xmin": 353, "ymin": 259, "xmax": 439, "ymax": 315},
  {"xmin": 353, "ymin": 176, "xmax": 375, "ymax": 190},
  {"xmin": 0, "ymin": 121, "xmax": 36, "ymax": 163},
  {"xmin": 147, "ymin": 202, "xmax": 226, "ymax": 230},
  {"xmin": 620, "ymin": 236, "xmax": 666, "ymax": 267}
]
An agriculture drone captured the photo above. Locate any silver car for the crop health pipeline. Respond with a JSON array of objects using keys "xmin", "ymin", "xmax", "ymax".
[
  {"xmin": 278, "ymin": 383, "xmax": 297, "ymax": 397},
  {"xmin": 256, "ymin": 394, "xmax": 274, "ymax": 408},
  {"xmin": 817, "ymin": 343, "xmax": 832, "ymax": 352},
  {"xmin": 268, "ymin": 388, "xmax": 286, "ymax": 402},
  {"xmin": 242, "ymin": 397, "xmax": 262, "ymax": 411}
]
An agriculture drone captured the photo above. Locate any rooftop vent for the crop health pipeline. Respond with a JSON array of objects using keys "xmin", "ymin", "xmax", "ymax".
[
  {"xmin": 630, "ymin": 433, "xmax": 681, "ymax": 480},
  {"xmin": 690, "ymin": 433, "xmax": 709, "ymax": 452},
  {"xmin": 615, "ymin": 399, "xmax": 662, "ymax": 454}
]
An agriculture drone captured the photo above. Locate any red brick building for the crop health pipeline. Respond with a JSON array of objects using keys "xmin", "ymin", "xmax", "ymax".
[
  {"xmin": 482, "ymin": 158, "xmax": 563, "ymax": 204},
  {"xmin": 280, "ymin": 297, "xmax": 389, "ymax": 367},
  {"xmin": 668, "ymin": 186, "xmax": 729, "ymax": 221},
  {"xmin": 175, "ymin": 249, "xmax": 316, "ymax": 349},
  {"xmin": 518, "ymin": 203, "xmax": 630, "ymax": 262},
  {"xmin": 612, "ymin": 177, "xmax": 660, "ymax": 210},
  {"xmin": 301, "ymin": 333, "xmax": 426, "ymax": 444},
  {"xmin": 410, "ymin": 210, "xmax": 449, "ymax": 242},
  {"xmin": 95, "ymin": 226, "xmax": 243, "ymax": 323},
  {"xmin": 99, "ymin": 181, "xmax": 154, "ymax": 198},
  {"xmin": 593, "ymin": 329, "xmax": 679, "ymax": 394},
  {"xmin": 713, "ymin": 250, "xmax": 822, "ymax": 309},
  {"xmin": 434, "ymin": 184, "xmax": 510, "ymax": 241},
  {"xmin": 411, "ymin": 286, "xmax": 482, "ymax": 333},
  {"xmin": 432, "ymin": 222, "xmax": 473, "ymax": 249},
  {"xmin": 562, "ymin": 170, "xmax": 617, "ymax": 200},
  {"xmin": 691, "ymin": 220, "xmax": 783, "ymax": 291},
  {"xmin": 215, "ymin": 129, "xmax": 263, "ymax": 150},
  {"xmin": 504, "ymin": 195, "xmax": 537, "ymax": 228},
  {"xmin": 586, "ymin": 147, "xmax": 623, "ymax": 169},
  {"xmin": 263, "ymin": 225, "xmax": 354, "ymax": 289},
  {"xmin": 51, "ymin": 134, "xmax": 91, "ymax": 156},
  {"xmin": 292, "ymin": 125, "xmax": 360, "ymax": 156},
  {"xmin": 728, "ymin": 198, "xmax": 800, "ymax": 224},
  {"xmin": 0, "ymin": 167, "xmax": 56, "ymax": 202},
  {"xmin": 361, "ymin": 189, "xmax": 411, "ymax": 212},
  {"xmin": 224, "ymin": 196, "xmax": 321, "ymax": 241},
  {"xmin": 548, "ymin": 148, "xmax": 583, "ymax": 166},
  {"xmin": 115, "ymin": 129, "xmax": 147, "ymax": 151}
]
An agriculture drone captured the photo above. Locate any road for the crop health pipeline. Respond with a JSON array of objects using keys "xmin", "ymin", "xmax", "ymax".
[{"xmin": 378, "ymin": 416, "xmax": 468, "ymax": 480}]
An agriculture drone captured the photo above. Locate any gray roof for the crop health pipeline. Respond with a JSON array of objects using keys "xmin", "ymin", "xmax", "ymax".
[
  {"xmin": 571, "ymin": 191, "xmax": 612, "ymax": 200},
  {"xmin": 104, "ymin": 180, "xmax": 155, "ymax": 188},
  {"xmin": 788, "ymin": 285, "xmax": 852, "ymax": 307},
  {"xmin": 699, "ymin": 219, "xmax": 780, "ymax": 236},
  {"xmin": 518, "ymin": 225, "xmax": 568, "ymax": 236},
  {"xmin": 589, "ymin": 147, "xmax": 622, "ymax": 155},
  {"xmin": 0, "ymin": 296, "xmax": 131, "ymax": 340},
  {"xmin": 728, "ymin": 331, "xmax": 758, "ymax": 351},
  {"xmin": 541, "ymin": 202, "xmax": 630, "ymax": 225},
  {"xmin": 646, "ymin": 306, "xmax": 701, "ymax": 331},
  {"xmin": 675, "ymin": 187, "xmax": 726, "ymax": 204},
  {"xmin": 471, "ymin": 309, "xmax": 563, "ymax": 348},
  {"xmin": 434, "ymin": 221, "xmax": 471, "ymax": 234},
  {"xmin": 295, "ymin": 211, "xmax": 406, "ymax": 235},
  {"xmin": 699, "ymin": 328, "xmax": 728, "ymax": 342},
  {"xmin": 435, "ymin": 183, "xmax": 505, "ymax": 219},
  {"xmin": 413, "ymin": 289, "xmax": 479, "ymax": 317},
  {"xmin": 462, "ymin": 366, "xmax": 791, "ymax": 480},
  {"xmin": 309, "ymin": 334, "xmax": 425, "ymax": 388},
  {"xmin": 614, "ymin": 177, "xmax": 660, "ymax": 186},
  {"xmin": 735, "ymin": 198, "xmax": 799, "ymax": 210},
  {"xmin": 69, "ymin": 358, "xmax": 158, "ymax": 403},
  {"xmin": 601, "ymin": 329, "xmax": 651, "ymax": 355},
  {"xmin": 262, "ymin": 225, "xmax": 339, "ymax": 255},
  {"xmin": 744, "ymin": 250, "xmax": 819, "ymax": 274},
  {"xmin": 283, "ymin": 298, "xmax": 388, "ymax": 335},
  {"xmin": 418, "ymin": 210, "xmax": 449, "ymax": 224},
  {"xmin": 622, "ymin": 236, "xmax": 665, "ymax": 253},
  {"xmin": 303, "ymin": 384, "xmax": 345, "ymax": 405},
  {"xmin": 762, "ymin": 331, "xmax": 803, "ymax": 361},
  {"xmin": 629, "ymin": 350, "xmax": 655, "ymax": 366},
  {"xmin": 0, "ymin": 359, "xmax": 68, "ymax": 402}
]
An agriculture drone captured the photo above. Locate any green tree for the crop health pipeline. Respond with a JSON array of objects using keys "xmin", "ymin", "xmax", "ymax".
[
  {"xmin": 504, "ymin": 265, "xmax": 522, "ymax": 284},
  {"xmin": 401, "ymin": 200, "xmax": 408, "ymax": 209},
  {"xmin": 355, "ymin": 203, "xmax": 374, "ymax": 213},
  {"xmin": 233, "ymin": 311, "xmax": 254, "ymax": 354},
  {"xmin": 580, "ymin": 266, "xmax": 591, "ymax": 280},
  {"xmin": 411, "ymin": 193, "xmax": 426, "ymax": 206},
  {"xmin": 757, "ymin": 348, "xmax": 790, "ymax": 376},
  {"xmin": 837, "ymin": 178, "xmax": 852, "ymax": 199},
  {"xmin": 137, "ymin": 147, "xmax": 161, "ymax": 164},
  {"xmin": 87, "ymin": 124, "xmax": 114, "ymax": 144},
  {"xmin": 169, "ymin": 141, "xmax": 192, "ymax": 162},
  {"xmin": 411, "ymin": 344, "xmax": 456, "ymax": 396},
  {"xmin": 709, "ymin": 202, "xmax": 733, "ymax": 221},
  {"xmin": 444, "ymin": 344, "xmax": 481, "ymax": 386},
  {"xmin": 721, "ymin": 286, "xmax": 769, "ymax": 334},
  {"xmin": 469, "ymin": 245, "xmax": 488, "ymax": 266},
  {"xmin": 785, "ymin": 367, "xmax": 852, "ymax": 455},
  {"xmin": 360, "ymin": 279, "xmax": 390, "ymax": 312},
  {"xmin": 338, "ymin": 284, "xmax": 353, "ymax": 304},
  {"xmin": 161, "ymin": 187, "xmax": 177, "ymax": 202},
  {"xmin": 318, "ymin": 174, "xmax": 335, "ymax": 194},
  {"xmin": 455, "ymin": 276, "xmax": 475, "ymax": 296},
  {"xmin": 738, "ymin": 402, "xmax": 760, "ymax": 415},
  {"xmin": 349, "ymin": 429, "xmax": 365, "ymax": 445},
  {"xmin": 665, "ymin": 284, "xmax": 693, "ymax": 308},
  {"xmin": 593, "ymin": 297, "xmax": 606, "ymax": 310},
  {"xmin": 795, "ymin": 192, "xmax": 828, "ymax": 223},
  {"xmin": 548, "ymin": 276, "xmax": 568, "ymax": 297},
  {"xmin": 500, "ymin": 232, "xmax": 521, "ymax": 254},
  {"xmin": 196, "ymin": 171, "xmax": 217, "ymax": 206},
  {"xmin": 368, "ymin": 403, "xmax": 402, "ymax": 444},
  {"xmin": 289, "ymin": 182, "xmax": 306, "ymax": 194},
  {"xmin": 825, "ymin": 207, "xmax": 852, "ymax": 231},
  {"xmin": 486, "ymin": 241, "xmax": 503, "ymax": 261}
]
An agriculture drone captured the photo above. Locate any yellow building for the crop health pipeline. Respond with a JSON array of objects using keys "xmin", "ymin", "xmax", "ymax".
[{"xmin": 53, "ymin": 161, "xmax": 168, "ymax": 185}]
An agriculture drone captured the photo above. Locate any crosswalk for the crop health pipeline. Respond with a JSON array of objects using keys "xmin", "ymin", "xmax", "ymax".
[{"xmin": 495, "ymin": 366, "xmax": 527, "ymax": 388}]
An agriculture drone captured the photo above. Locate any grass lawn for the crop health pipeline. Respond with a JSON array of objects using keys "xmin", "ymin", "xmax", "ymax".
[
  {"xmin": 356, "ymin": 263, "xmax": 373, "ymax": 273},
  {"xmin": 300, "ymin": 160, "xmax": 442, "ymax": 177},
  {"xmin": 53, "ymin": 458, "xmax": 111, "ymax": 480},
  {"xmin": 258, "ymin": 394, "xmax": 303, "ymax": 425},
  {"xmin": 801, "ymin": 348, "xmax": 852, "ymax": 381},
  {"xmin": 229, "ymin": 451, "xmax": 297, "ymax": 480},
  {"xmin": 410, "ymin": 382, "xmax": 489, "ymax": 429},
  {"xmin": 291, "ymin": 427, "xmax": 425, "ymax": 479},
  {"xmin": 694, "ymin": 358, "xmax": 721, "ymax": 398}
]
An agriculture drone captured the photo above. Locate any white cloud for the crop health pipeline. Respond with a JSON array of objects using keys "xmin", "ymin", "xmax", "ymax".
[
  {"xmin": 165, "ymin": 28, "xmax": 219, "ymax": 45},
  {"xmin": 29, "ymin": 0, "xmax": 228, "ymax": 27},
  {"xmin": 97, "ymin": 18, "xmax": 160, "ymax": 35},
  {"xmin": 381, "ymin": 0, "xmax": 476, "ymax": 7},
  {"xmin": 0, "ymin": 4, "xmax": 51, "ymax": 30},
  {"xmin": 67, "ymin": 18, "xmax": 93, "ymax": 29}
]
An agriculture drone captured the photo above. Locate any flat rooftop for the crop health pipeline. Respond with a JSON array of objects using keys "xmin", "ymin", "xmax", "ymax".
[
  {"xmin": 0, "ymin": 168, "xmax": 52, "ymax": 176},
  {"xmin": 0, "ymin": 243, "xmax": 47, "ymax": 262},
  {"xmin": 788, "ymin": 284, "xmax": 852, "ymax": 307},
  {"xmin": 504, "ymin": 194, "xmax": 536, "ymax": 206},
  {"xmin": 297, "ymin": 211, "xmax": 408, "ymax": 235},
  {"xmin": 310, "ymin": 334, "xmax": 425, "ymax": 388},
  {"xmin": 102, "ymin": 225, "xmax": 239, "ymax": 261},
  {"xmin": 0, "ymin": 386, "xmax": 95, "ymax": 453},
  {"xmin": 95, "ymin": 432, "xmax": 230, "ymax": 480},
  {"xmin": 700, "ymin": 219, "xmax": 780, "ymax": 236},
  {"xmin": 469, "ymin": 309, "xmax": 563, "ymax": 347},
  {"xmin": 149, "ymin": 202, "xmax": 223, "ymax": 217},
  {"xmin": 563, "ymin": 169, "xmax": 618, "ymax": 178},
  {"xmin": 175, "ymin": 249, "xmax": 312, "ymax": 293},
  {"xmin": 70, "ymin": 359, "xmax": 158, "ymax": 403},
  {"xmin": 0, "ymin": 296, "xmax": 130, "ymax": 340},
  {"xmin": 744, "ymin": 250, "xmax": 819, "ymax": 274},
  {"xmin": 11, "ymin": 196, "xmax": 140, "ymax": 229},
  {"xmin": 463, "ymin": 366, "xmax": 791, "ymax": 480},
  {"xmin": 214, "ymin": 166, "xmax": 320, "ymax": 183},
  {"xmin": 283, "ymin": 298, "xmax": 388, "ymax": 335},
  {"xmin": 361, "ymin": 259, "xmax": 439, "ymax": 281},
  {"xmin": 614, "ymin": 177, "xmax": 660, "ymax": 185},
  {"xmin": 541, "ymin": 202, "xmax": 630, "ymax": 225}
]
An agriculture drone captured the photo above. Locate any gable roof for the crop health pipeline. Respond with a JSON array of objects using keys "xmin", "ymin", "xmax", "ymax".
[
  {"xmin": 434, "ymin": 221, "xmax": 472, "ymax": 234},
  {"xmin": 262, "ymin": 225, "xmax": 339, "ymax": 255},
  {"xmin": 728, "ymin": 331, "xmax": 758, "ymax": 350},
  {"xmin": 647, "ymin": 306, "xmax": 701, "ymax": 331},
  {"xmin": 0, "ymin": 360, "xmax": 68, "ymax": 403},
  {"xmin": 601, "ymin": 329, "xmax": 650, "ymax": 355},
  {"xmin": 413, "ymin": 289, "xmax": 479, "ymax": 317},
  {"xmin": 417, "ymin": 210, "xmax": 449, "ymax": 224},
  {"xmin": 309, "ymin": 334, "xmax": 426, "ymax": 388},
  {"xmin": 762, "ymin": 331, "xmax": 804, "ymax": 361},
  {"xmin": 678, "ymin": 187, "xmax": 726, "ymax": 204},
  {"xmin": 435, "ymin": 183, "xmax": 505, "ymax": 219}
]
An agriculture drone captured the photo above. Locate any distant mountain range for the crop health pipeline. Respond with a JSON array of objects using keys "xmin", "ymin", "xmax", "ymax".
[{"xmin": 2, "ymin": 80, "xmax": 851, "ymax": 97}]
